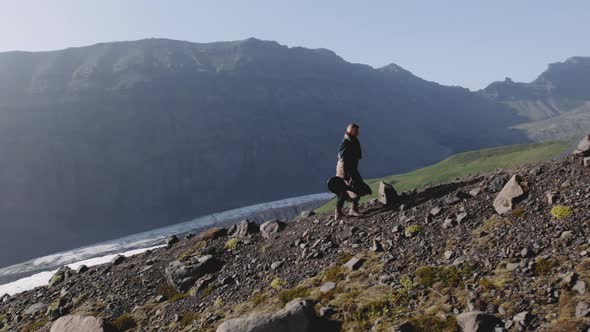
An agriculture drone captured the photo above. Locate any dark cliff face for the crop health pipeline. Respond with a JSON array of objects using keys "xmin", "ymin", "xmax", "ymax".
[{"xmin": 0, "ymin": 38, "xmax": 527, "ymax": 266}]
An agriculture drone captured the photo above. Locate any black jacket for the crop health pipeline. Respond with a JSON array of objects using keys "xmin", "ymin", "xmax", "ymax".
[{"xmin": 338, "ymin": 134, "xmax": 362, "ymax": 181}]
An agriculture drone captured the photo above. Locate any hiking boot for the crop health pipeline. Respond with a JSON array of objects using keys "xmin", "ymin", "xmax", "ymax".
[
  {"xmin": 348, "ymin": 199, "xmax": 362, "ymax": 217},
  {"xmin": 334, "ymin": 208, "xmax": 344, "ymax": 220},
  {"xmin": 348, "ymin": 208, "xmax": 362, "ymax": 217}
]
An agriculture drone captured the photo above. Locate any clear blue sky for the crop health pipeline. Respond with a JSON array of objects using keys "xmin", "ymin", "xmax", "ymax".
[{"xmin": 1, "ymin": 0, "xmax": 588, "ymax": 90}]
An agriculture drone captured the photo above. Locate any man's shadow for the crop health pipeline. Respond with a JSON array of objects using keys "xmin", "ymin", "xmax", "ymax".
[{"xmin": 360, "ymin": 176, "xmax": 483, "ymax": 218}]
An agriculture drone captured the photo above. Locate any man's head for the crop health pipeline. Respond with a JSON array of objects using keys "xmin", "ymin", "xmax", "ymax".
[{"xmin": 346, "ymin": 123, "xmax": 360, "ymax": 137}]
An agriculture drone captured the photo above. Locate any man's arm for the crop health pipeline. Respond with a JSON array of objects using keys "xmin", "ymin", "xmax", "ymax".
[{"xmin": 338, "ymin": 140, "xmax": 360, "ymax": 180}]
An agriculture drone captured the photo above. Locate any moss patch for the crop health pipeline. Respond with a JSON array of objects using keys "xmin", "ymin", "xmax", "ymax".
[
  {"xmin": 225, "ymin": 238, "xmax": 239, "ymax": 249},
  {"xmin": 278, "ymin": 286, "xmax": 310, "ymax": 304},
  {"xmin": 415, "ymin": 265, "xmax": 474, "ymax": 288},
  {"xmin": 408, "ymin": 316, "xmax": 460, "ymax": 332},
  {"xmin": 112, "ymin": 314, "xmax": 137, "ymax": 331},
  {"xmin": 270, "ymin": 278, "xmax": 287, "ymax": 290},
  {"xmin": 551, "ymin": 205, "xmax": 573, "ymax": 219},
  {"xmin": 323, "ymin": 266, "xmax": 346, "ymax": 282},
  {"xmin": 157, "ymin": 284, "xmax": 188, "ymax": 302}
]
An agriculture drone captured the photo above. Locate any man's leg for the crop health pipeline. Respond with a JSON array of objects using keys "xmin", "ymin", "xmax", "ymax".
[
  {"xmin": 348, "ymin": 196, "xmax": 362, "ymax": 217},
  {"xmin": 334, "ymin": 193, "xmax": 346, "ymax": 220}
]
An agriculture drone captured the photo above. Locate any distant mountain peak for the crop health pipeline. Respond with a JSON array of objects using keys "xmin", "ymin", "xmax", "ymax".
[{"xmin": 379, "ymin": 63, "xmax": 410, "ymax": 73}]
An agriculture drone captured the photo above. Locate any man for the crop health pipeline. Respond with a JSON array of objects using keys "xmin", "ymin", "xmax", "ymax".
[{"xmin": 335, "ymin": 123, "xmax": 364, "ymax": 219}]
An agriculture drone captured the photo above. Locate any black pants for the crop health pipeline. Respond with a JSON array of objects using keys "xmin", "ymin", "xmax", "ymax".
[{"xmin": 336, "ymin": 192, "xmax": 360, "ymax": 209}]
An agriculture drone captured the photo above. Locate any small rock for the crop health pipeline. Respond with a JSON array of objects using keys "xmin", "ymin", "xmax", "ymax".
[
  {"xmin": 300, "ymin": 210, "xmax": 315, "ymax": 218},
  {"xmin": 456, "ymin": 212, "xmax": 468, "ymax": 224},
  {"xmin": 25, "ymin": 302, "xmax": 46, "ymax": 316},
  {"xmin": 343, "ymin": 257, "xmax": 365, "ymax": 271},
  {"xmin": 260, "ymin": 220, "xmax": 286, "ymax": 239},
  {"xmin": 320, "ymin": 282, "xmax": 337, "ymax": 293},
  {"xmin": 573, "ymin": 280, "xmax": 586, "ymax": 295},
  {"xmin": 488, "ymin": 176, "xmax": 506, "ymax": 192},
  {"xmin": 166, "ymin": 235, "xmax": 179, "ymax": 246},
  {"xmin": 270, "ymin": 261, "xmax": 283, "ymax": 270},
  {"xmin": 444, "ymin": 250, "xmax": 455, "ymax": 260},
  {"xmin": 529, "ymin": 167, "xmax": 542, "ymax": 176},
  {"xmin": 564, "ymin": 272, "xmax": 579, "ymax": 288},
  {"xmin": 546, "ymin": 192, "xmax": 558, "ymax": 205},
  {"xmin": 429, "ymin": 206, "xmax": 442, "ymax": 216},
  {"xmin": 445, "ymin": 195, "xmax": 461, "ymax": 205},
  {"xmin": 520, "ymin": 248, "xmax": 534, "ymax": 258},
  {"xmin": 190, "ymin": 275, "xmax": 216, "ymax": 295},
  {"xmin": 371, "ymin": 239, "xmax": 384, "ymax": 252},
  {"xmin": 443, "ymin": 218, "xmax": 456, "ymax": 229},
  {"xmin": 111, "ymin": 254, "xmax": 125, "ymax": 265},
  {"xmin": 513, "ymin": 311, "xmax": 531, "ymax": 325},
  {"xmin": 576, "ymin": 302, "xmax": 590, "ymax": 318},
  {"xmin": 379, "ymin": 275, "xmax": 395, "ymax": 285},
  {"xmin": 561, "ymin": 231, "xmax": 574, "ymax": 239},
  {"xmin": 506, "ymin": 262, "xmax": 520, "ymax": 272},
  {"xmin": 455, "ymin": 311, "xmax": 504, "ymax": 332},
  {"xmin": 76, "ymin": 265, "xmax": 89, "ymax": 274},
  {"xmin": 221, "ymin": 276, "xmax": 234, "ymax": 285},
  {"xmin": 469, "ymin": 187, "xmax": 482, "ymax": 197}
]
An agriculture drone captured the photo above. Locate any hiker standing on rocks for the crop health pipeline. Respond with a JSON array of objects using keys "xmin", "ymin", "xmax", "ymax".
[{"xmin": 335, "ymin": 123, "xmax": 364, "ymax": 219}]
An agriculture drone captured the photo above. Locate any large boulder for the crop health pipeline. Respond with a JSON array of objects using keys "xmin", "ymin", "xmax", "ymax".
[
  {"xmin": 455, "ymin": 311, "xmax": 503, "ymax": 332},
  {"xmin": 493, "ymin": 175, "xmax": 525, "ymax": 214},
  {"xmin": 50, "ymin": 315, "xmax": 118, "ymax": 332},
  {"xmin": 260, "ymin": 220, "xmax": 286, "ymax": 239},
  {"xmin": 48, "ymin": 266, "xmax": 74, "ymax": 288},
  {"xmin": 574, "ymin": 134, "xmax": 590, "ymax": 157},
  {"xmin": 165, "ymin": 255, "xmax": 222, "ymax": 292},
  {"xmin": 227, "ymin": 219, "xmax": 259, "ymax": 238},
  {"xmin": 216, "ymin": 298, "xmax": 315, "ymax": 332},
  {"xmin": 378, "ymin": 181, "xmax": 398, "ymax": 206}
]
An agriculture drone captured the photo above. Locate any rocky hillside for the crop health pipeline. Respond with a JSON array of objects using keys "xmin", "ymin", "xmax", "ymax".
[
  {"xmin": 0, "ymin": 38, "xmax": 528, "ymax": 267},
  {"xmin": 479, "ymin": 57, "xmax": 590, "ymax": 141},
  {"xmin": 1, "ymin": 138, "xmax": 589, "ymax": 331}
]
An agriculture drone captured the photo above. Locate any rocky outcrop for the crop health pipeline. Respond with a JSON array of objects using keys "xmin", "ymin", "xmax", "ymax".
[
  {"xmin": 216, "ymin": 298, "xmax": 315, "ymax": 332},
  {"xmin": 493, "ymin": 175, "xmax": 525, "ymax": 214},
  {"xmin": 165, "ymin": 255, "xmax": 222, "ymax": 292},
  {"xmin": 228, "ymin": 220, "xmax": 259, "ymax": 238},
  {"xmin": 50, "ymin": 315, "xmax": 118, "ymax": 332}
]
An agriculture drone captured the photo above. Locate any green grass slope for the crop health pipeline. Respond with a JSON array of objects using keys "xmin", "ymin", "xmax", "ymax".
[{"xmin": 316, "ymin": 141, "xmax": 569, "ymax": 214}]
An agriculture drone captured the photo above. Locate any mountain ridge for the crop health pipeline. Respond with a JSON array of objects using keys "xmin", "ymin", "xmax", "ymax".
[{"xmin": 479, "ymin": 56, "xmax": 590, "ymax": 141}]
